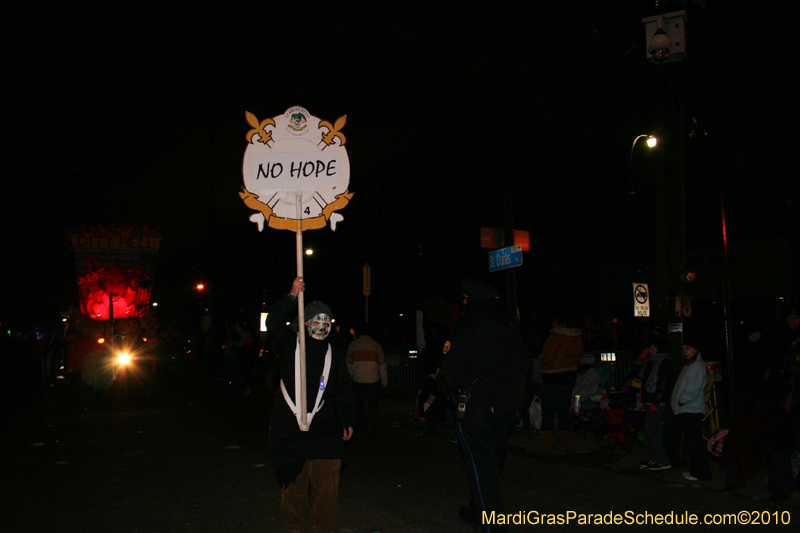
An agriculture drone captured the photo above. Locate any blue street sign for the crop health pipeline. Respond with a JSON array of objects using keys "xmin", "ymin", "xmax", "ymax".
[{"xmin": 488, "ymin": 244, "xmax": 523, "ymax": 272}]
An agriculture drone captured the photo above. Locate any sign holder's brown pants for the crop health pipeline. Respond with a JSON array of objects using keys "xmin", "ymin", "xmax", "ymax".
[{"xmin": 280, "ymin": 459, "xmax": 341, "ymax": 533}]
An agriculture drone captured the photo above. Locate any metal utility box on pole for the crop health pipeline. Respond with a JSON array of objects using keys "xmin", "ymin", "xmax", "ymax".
[{"xmin": 642, "ymin": 11, "xmax": 687, "ymax": 64}]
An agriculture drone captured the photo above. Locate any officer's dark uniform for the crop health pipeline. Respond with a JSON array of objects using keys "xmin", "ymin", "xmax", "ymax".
[{"xmin": 438, "ymin": 279, "xmax": 530, "ymax": 533}]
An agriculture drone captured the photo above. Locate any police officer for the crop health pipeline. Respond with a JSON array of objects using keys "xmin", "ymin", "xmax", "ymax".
[{"xmin": 438, "ymin": 278, "xmax": 530, "ymax": 532}]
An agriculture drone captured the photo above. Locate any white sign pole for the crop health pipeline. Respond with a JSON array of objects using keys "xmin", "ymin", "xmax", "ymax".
[
  {"xmin": 241, "ymin": 107, "xmax": 353, "ymax": 430},
  {"xmin": 295, "ymin": 194, "xmax": 308, "ymax": 428}
]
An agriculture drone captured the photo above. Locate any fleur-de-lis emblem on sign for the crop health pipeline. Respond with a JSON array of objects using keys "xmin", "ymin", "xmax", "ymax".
[
  {"xmin": 319, "ymin": 116, "xmax": 347, "ymax": 147},
  {"xmin": 245, "ymin": 111, "xmax": 276, "ymax": 145}
]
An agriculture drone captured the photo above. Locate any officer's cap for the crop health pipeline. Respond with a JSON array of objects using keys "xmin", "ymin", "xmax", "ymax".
[{"xmin": 461, "ymin": 278, "xmax": 499, "ymax": 302}]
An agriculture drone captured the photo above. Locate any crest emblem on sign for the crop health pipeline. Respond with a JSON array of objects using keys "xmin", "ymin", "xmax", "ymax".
[
  {"xmin": 287, "ymin": 108, "xmax": 309, "ymax": 135},
  {"xmin": 239, "ymin": 106, "xmax": 353, "ymax": 232}
]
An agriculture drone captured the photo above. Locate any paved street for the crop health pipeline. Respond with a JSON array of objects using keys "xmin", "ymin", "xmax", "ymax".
[{"xmin": 2, "ymin": 384, "xmax": 798, "ymax": 533}]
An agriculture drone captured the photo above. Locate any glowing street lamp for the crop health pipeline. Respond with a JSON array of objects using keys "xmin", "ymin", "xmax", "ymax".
[
  {"xmin": 629, "ymin": 135, "xmax": 658, "ymax": 194},
  {"xmin": 632, "ymin": 134, "xmax": 657, "ymax": 152},
  {"xmin": 305, "ymin": 248, "xmax": 314, "ymax": 256}
]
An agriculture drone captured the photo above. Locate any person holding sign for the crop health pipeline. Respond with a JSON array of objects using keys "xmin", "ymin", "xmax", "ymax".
[{"xmin": 267, "ymin": 276, "xmax": 354, "ymax": 533}]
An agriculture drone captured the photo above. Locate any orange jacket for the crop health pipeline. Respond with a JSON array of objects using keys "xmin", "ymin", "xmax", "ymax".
[{"xmin": 538, "ymin": 327, "xmax": 583, "ymax": 374}]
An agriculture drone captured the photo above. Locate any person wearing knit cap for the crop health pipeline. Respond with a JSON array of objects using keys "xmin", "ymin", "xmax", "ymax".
[
  {"xmin": 671, "ymin": 336, "xmax": 711, "ymax": 481},
  {"xmin": 267, "ymin": 276, "xmax": 354, "ymax": 533}
]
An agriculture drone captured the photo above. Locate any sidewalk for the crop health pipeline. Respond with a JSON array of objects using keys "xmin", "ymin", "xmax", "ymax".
[
  {"xmin": 513, "ymin": 420, "xmax": 800, "ymax": 506},
  {"xmin": 382, "ymin": 395, "xmax": 800, "ymax": 507}
]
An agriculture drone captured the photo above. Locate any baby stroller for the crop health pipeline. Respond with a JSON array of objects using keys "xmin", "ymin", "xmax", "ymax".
[
  {"xmin": 594, "ymin": 390, "xmax": 647, "ymax": 452},
  {"xmin": 571, "ymin": 366, "xmax": 611, "ymax": 436}
]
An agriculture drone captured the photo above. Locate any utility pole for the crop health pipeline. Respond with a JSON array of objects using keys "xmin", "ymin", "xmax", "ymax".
[
  {"xmin": 643, "ymin": 11, "xmax": 688, "ymax": 353},
  {"xmin": 504, "ymin": 181, "xmax": 520, "ymax": 327},
  {"xmin": 492, "ymin": 3, "xmax": 520, "ymax": 328}
]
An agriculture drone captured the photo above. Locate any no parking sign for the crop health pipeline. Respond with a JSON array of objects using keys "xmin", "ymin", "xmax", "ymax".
[{"xmin": 633, "ymin": 283, "xmax": 650, "ymax": 317}]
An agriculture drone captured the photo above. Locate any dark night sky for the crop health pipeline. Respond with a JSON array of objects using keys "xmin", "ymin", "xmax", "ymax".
[{"xmin": 2, "ymin": 2, "xmax": 797, "ymax": 337}]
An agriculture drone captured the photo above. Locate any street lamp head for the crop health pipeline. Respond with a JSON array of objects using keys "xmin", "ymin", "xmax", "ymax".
[{"xmin": 629, "ymin": 134, "xmax": 658, "ymax": 195}]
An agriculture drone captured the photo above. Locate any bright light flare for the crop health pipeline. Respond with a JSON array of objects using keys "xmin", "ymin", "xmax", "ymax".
[
  {"xmin": 305, "ymin": 249, "xmax": 313, "ymax": 256},
  {"xmin": 646, "ymin": 136, "xmax": 657, "ymax": 148},
  {"xmin": 117, "ymin": 353, "xmax": 131, "ymax": 365}
]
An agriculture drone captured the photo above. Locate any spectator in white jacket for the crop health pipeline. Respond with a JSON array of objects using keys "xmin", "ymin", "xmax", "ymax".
[
  {"xmin": 671, "ymin": 337, "xmax": 711, "ymax": 481},
  {"xmin": 346, "ymin": 325, "xmax": 387, "ymax": 431}
]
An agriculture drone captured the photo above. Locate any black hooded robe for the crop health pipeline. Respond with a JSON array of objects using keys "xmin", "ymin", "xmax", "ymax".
[{"xmin": 267, "ymin": 293, "xmax": 354, "ymax": 488}]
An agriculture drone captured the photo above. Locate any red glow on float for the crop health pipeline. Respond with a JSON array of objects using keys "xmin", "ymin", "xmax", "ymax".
[
  {"xmin": 69, "ymin": 224, "xmax": 159, "ymax": 322},
  {"xmin": 78, "ymin": 265, "xmax": 151, "ymax": 321}
]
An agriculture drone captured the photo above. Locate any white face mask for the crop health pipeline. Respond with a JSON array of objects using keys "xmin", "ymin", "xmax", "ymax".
[{"xmin": 307, "ymin": 313, "xmax": 332, "ymax": 340}]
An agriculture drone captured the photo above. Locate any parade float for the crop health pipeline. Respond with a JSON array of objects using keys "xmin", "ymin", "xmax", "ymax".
[{"xmin": 65, "ymin": 224, "xmax": 160, "ymax": 388}]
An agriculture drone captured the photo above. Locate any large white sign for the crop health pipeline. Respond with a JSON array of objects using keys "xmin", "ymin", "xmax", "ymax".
[
  {"xmin": 633, "ymin": 283, "xmax": 650, "ymax": 317},
  {"xmin": 240, "ymin": 107, "xmax": 352, "ymax": 232}
]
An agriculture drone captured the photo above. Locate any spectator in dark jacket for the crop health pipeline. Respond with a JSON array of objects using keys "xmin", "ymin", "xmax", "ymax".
[
  {"xmin": 722, "ymin": 390, "xmax": 796, "ymax": 502},
  {"xmin": 638, "ymin": 338, "xmax": 674, "ymax": 471}
]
